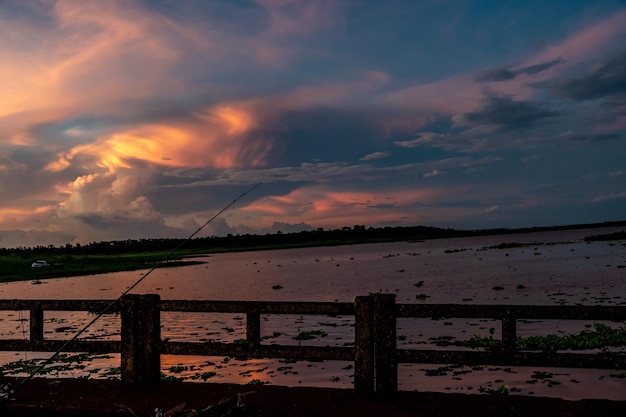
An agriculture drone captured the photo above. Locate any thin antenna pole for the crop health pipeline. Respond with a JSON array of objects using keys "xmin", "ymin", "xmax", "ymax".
[{"xmin": 3, "ymin": 182, "xmax": 262, "ymax": 399}]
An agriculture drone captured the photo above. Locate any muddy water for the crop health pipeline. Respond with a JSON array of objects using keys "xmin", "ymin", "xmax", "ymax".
[{"xmin": 1, "ymin": 227, "xmax": 625, "ymax": 399}]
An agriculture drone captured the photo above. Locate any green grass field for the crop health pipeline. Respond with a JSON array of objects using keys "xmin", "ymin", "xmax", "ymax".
[{"xmin": 0, "ymin": 251, "xmax": 207, "ymax": 283}]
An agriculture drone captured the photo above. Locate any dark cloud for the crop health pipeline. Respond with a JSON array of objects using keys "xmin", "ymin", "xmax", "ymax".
[
  {"xmin": 476, "ymin": 58, "xmax": 565, "ymax": 82},
  {"xmin": 475, "ymin": 68, "xmax": 516, "ymax": 82},
  {"xmin": 271, "ymin": 221, "xmax": 313, "ymax": 233},
  {"xmin": 539, "ymin": 50, "xmax": 626, "ymax": 100},
  {"xmin": 0, "ymin": 229, "xmax": 76, "ymax": 249},
  {"xmin": 516, "ymin": 58, "xmax": 565, "ymax": 76},
  {"xmin": 271, "ymin": 108, "xmax": 385, "ymax": 165},
  {"xmin": 559, "ymin": 131, "xmax": 622, "ymax": 144},
  {"xmin": 455, "ymin": 97, "xmax": 559, "ymax": 130}
]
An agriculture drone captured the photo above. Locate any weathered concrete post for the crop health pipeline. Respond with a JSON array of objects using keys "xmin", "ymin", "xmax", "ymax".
[
  {"xmin": 120, "ymin": 294, "xmax": 161, "ymax": 383},
  {"xmin": 29, "ymin": 303, "xmax": 44, "ymax": 348},
  {"xmin": 354, "ymin": 296, "xmax": 374, "ymax": 395},
  {"xmin": 373, "ymin": 294, "xmax": 397, "ymax": 394},
  {"xmin": 246, "ymin": 311, "xmax": 261, "ymax": 349},
  {"xmin": 501, "ymin": 311, "xmax": 517, "ymax": 362}
]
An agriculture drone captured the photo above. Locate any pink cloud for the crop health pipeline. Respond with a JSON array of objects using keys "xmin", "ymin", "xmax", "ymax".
[
  {"xmin": 237, "ymin": 186, "xmax": 449, "ymax": 230},
  {"xmin": 377, "ymin": 10, "xmax": 626, "ymax": 134}
]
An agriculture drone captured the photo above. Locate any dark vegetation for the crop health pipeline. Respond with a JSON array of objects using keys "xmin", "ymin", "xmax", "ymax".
[{"xmin": 1, "ymin": 220, "xmax": 624, "ymax": 283}]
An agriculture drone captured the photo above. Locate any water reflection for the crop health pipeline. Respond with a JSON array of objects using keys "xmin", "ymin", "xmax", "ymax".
[{"xmin": 0, "ymin": 227, "xmax": 625, "ymax": 399}]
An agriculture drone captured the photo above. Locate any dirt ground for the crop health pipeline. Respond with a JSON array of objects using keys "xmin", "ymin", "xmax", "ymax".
[{"xmin": 1, "ymin": 377, "xmax": 626, "ymax": 417}]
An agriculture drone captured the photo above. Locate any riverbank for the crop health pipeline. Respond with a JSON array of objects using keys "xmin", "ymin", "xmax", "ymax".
[
  {"xmin": 2, "ymin": 378, "xmax": 626, "ymax": 417},
  {"xmin": 2, "ymin": 220, "xmax": 624, "ymax": 284}
]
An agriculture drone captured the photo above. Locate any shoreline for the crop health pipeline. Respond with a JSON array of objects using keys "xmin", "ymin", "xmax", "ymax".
[{"xmin": 2, "ymin": 221, "xmax": 625, "ymax": 284}]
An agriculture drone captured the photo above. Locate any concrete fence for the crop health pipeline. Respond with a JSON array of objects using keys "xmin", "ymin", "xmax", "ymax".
[{"xmin": 1, "ymin": 294, "xmax": 625, "ymax": 394}]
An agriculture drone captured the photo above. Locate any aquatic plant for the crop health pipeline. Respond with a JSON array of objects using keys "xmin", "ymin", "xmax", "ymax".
[
  {"xmin": 294, "ymin": 330, "xmax": 328, "ymax": 340},
  {"xmin": 479, "ymin": 384, "xmax": 510, "ymax": 395},
  {"xmin": 246, "ymin": 379, "xmax": 266, "ymax": 385},
  {"xmin": 452, "ymin": 323, "xmax": 626, "ymax": 352}
]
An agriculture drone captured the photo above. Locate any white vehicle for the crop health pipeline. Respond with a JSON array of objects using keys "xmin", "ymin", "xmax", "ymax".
[{"xmin": 31, "ymin": 260, "xmax": 49, "ymax": 268}]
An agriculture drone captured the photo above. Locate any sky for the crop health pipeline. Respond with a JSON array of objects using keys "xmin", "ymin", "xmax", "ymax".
[{"xmin": 1, "ymin": 0, "xmax": 625, "ymax": 248}]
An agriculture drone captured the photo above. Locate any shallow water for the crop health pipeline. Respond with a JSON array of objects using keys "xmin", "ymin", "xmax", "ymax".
[{"xmin": 1, "ymin": 227, "xmax": 625, "ymax": 399}]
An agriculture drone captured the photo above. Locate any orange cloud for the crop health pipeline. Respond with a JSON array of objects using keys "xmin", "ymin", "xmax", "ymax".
[{"xmin": 45, "ymin": 102, "xmax": 271, "ymax": 174}]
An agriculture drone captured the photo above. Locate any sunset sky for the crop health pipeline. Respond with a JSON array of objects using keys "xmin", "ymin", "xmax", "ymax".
[{"xmin": 1, "ymin": 0, "xmax": 625, "ymax": 248}]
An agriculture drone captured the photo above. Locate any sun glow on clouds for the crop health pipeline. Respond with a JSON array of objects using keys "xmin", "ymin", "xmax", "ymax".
[
  {"xmin": 241, "ymin": 186, "xmax": 442, "ymax": 229},
  {"xmin": 46, "ymin": 104, "xmax": 267, "ymax": 174},
  {"xmin": 0, "ymin": 1, "xmax": 625, "ymax": 247}
]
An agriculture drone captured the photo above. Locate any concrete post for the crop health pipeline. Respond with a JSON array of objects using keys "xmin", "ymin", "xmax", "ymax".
[
  {"xmin": 29, "ymin": 303, "xmax": 44, "ymax": 347},
  {"xmin": 373, "ymin": 294, "xmax": 397, "ymax": 394},
  {"xmin": 246, "ymin": 311, "xmax": 261, "ymax": 349},
  {"xmin": 501, "ymin": 312, "xmax": 517, "ymax": 362},
  {"xmin": 354, "ymin": 296, "xmax": 374, "ymax": 395},
  {"xmin": 120, "ymin": 294, "xmax": 161, "ymax": 383}
]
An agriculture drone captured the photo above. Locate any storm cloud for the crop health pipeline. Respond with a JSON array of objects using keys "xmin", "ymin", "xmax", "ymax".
[{"xmin": 0, "ymin": 1, "xmax": 625, "ymax": 247}]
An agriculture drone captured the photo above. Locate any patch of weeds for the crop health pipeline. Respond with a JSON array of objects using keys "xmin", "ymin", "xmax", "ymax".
[
  {"xmin": 457, "ymin": 334, "xmax": 501, "ymax": 350},
  {"xmin": 233, "ymin": 338, "xmax": 248, "ymax": 345},
  {"xmin": 168, "ymin": 365, "xmax": 188, "ymax": 373},
  {"xmin": 425, "ymin": 366, "xmax": 454, "ymax": 376},
  {"xmin": 294, "ymin": 330, "xmax": 328, "ymax": 340},
  {"xmin": 262, "ymin": 331, "xmax": 283, "ymax": 340},
  {"xmin": 103, "ymin": 367, "xmax": 120, "ymax": 377},
  {"xmin": 430, "ymin": 335, "xmax": 457, "ymax": 346},
  {"xmin": 531, "ymin": 371, "xmax": 554, "ymax": 379},
  {"xmin": 160, "ymin": 373, "xmax": 184, "ymax": 382},
  {"xmin": 517, "ymin": 323, "xmax": 626, "ymax": 352},
  {"xmin": 246, "ymin": 379, "xmax": 266, "ymax": 385},
  {"xmin": 479, "ymin": 384, "xmax": 510, "ymax": 395},
  {"xmin": 480, "ymin": 242, "xmax": 530, "ymax": 250},
  {"xmin": 190, "ymin": 371, "xmax": 217, "ymax": 381},
  {"xmin": 444, "ymin": 248, "xmax": 467, "ymax": 253},
  {"xmin": 0, "ymin": 353, "xmax": 113, "ymax": 377}
]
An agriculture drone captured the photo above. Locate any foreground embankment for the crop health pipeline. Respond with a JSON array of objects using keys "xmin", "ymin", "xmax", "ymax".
[{"xmin": 1, "ymin": 378, "xmax": 625, "ymax": 417}]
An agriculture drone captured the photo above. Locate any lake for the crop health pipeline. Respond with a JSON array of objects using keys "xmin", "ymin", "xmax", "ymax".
[{"xmin": 1, "ymin": 226, "xmax": 625, "ymax": 399}]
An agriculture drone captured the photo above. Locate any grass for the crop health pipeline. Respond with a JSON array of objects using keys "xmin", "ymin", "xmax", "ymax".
[{"xmin": 0, "ymin": 251, "xmax": 206, "ymax": 283}]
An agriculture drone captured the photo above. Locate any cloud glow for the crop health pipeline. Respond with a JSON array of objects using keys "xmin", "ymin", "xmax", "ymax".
[{"xmin": 0, "ymin": 1, "xmax": 624, "ymax": 247}]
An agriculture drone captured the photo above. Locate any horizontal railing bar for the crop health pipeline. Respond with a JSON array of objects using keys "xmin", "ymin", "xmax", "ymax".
[
  {"xmin": 162, "ymin": 341, "xmax": 354, "ymax": 361},
  {"xmin": 3, "ymin": 300, "xmax": 623, "ymax": 320},
  {"xmin": 397, "ymin": 349, "xmax": 626, "ymax": 369},
  {"xmin": 396, "ymin": 304, "xmax": 626, "ymax": 320},
  {"xmin": 0, "ymin": 340, "xmax": 121, "ymax": 353},
  {"xmin": 158, "ymin": 300, "xmax": 354, "ymax": 315},
  {"xmin": 0, "ymin": 300, "xmax": 121, "ymax": 312}
]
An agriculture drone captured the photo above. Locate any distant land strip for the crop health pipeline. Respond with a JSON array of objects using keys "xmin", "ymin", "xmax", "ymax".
[{"xmin": 0, "ymin": 220, "xmax": 624, "ymax": 283}]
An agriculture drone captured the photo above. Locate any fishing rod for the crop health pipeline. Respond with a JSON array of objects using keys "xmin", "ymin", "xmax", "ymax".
[{"xmin": 0, "ymin": 182, "xmax": 262, "ymax": 402}]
